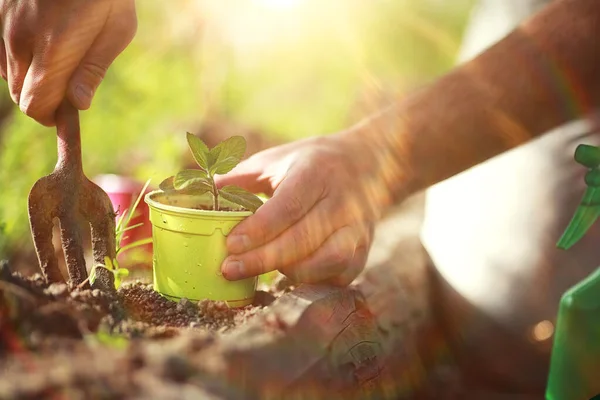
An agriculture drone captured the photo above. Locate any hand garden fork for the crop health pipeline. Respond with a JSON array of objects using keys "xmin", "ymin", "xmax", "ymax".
[{"xmin": 28, "ymin": 100, "xmax": 116, "ymax": 290}]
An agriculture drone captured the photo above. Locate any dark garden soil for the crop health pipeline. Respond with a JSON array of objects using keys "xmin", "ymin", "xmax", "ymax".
[
  {"xmin": 0, "ymin": 260, "xmax": 297, "ymax": 399},
  {"xmin": 193, "ymin": 205, "xmax": 239, "ymax": 212}
]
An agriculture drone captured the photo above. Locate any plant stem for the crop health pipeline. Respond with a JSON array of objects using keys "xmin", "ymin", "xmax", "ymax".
[{"xmin": 210, "ymin": 175, "xmax": 219, "ymax": 211}]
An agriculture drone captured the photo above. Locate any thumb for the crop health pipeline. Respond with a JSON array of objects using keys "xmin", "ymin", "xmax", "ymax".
[{"xmin": 67, "ymin": 17, "xmax": 136, "ymax": 110}]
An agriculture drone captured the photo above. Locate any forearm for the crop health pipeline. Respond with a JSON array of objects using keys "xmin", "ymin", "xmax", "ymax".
[{"xmin": 353, "ymin": 0, "xmax": 600, "ymax": 203}]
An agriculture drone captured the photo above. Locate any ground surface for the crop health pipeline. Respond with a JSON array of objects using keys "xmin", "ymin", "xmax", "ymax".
[
  {"xmin": 0, "ymin": 266, "xmax": 294, "ymax": 399},
  {"xmin": 0, "ymin": 194, "xmax": 545, "ymax": 399}
]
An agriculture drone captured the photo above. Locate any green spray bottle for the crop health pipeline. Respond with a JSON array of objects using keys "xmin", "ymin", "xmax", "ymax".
[{"xmin": 546, "ymin": 144, "xmax": 600, "ymax": 400}]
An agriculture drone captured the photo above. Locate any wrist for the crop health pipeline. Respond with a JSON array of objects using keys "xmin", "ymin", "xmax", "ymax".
[{"xmin": 335, "ymin": 106, "xmax": 416, "ymax": 209}]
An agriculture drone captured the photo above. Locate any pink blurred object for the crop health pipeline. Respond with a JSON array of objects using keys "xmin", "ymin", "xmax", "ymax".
[{"xmin": 93, "ymin": 174, "xmax": 153, "ymax": 267}]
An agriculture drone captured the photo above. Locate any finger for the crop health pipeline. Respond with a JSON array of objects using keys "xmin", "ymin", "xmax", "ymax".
[
  {"xmin": 6, "ymin": 51, "xmax": 30, "ymax": 105},
  {"xmin": 221, "ymin": 197, "xmax": 366, "ymax": 281},
  {"xmin": 294, "ymin": 243, "xmax": 369, "ymax": 287},
  {"xmin": 214, "ymin": 159, "xmax": 275, "ymax": 195},
  {"xmin": 225, "ymin": 164, "xmax": 326, "ymax": 254},
  {"xmin": 19, "ymin": 13, "xmax": 108, "ymax": 126},
  {"xmin": 215, "ymin": 141, "xmax": 303, "ymax": 194},
  {"xmin": 324, "ymin": 246, "xmax": 369, "ymax": 287},
  {"xmin": 4, "ymin": 39, "xmax": 31, "ymax": 105},
  {"xmin": 221, "ymin": 197, "xmax": 336, "ymax": 280},
  {"xmin": 0, "ymin": 39, "xmax": 7, "ymax": 81},
  {"xmin": 2, "ymin": 14, "xmax": 34, "ymax": 103},
  {"xmin": 67, "ymin": 8, "xmax": 137, "ymax": 110},
  {"xmin": 279, "ymin": 224, "xmax": 369, "ymax": 284},
  {"xmin": 323, "ymin": 225, "xmax": 374, "ymax": 286}
]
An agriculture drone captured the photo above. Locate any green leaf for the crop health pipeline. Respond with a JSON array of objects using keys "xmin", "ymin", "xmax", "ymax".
[
  {"xmin": 173, "ymin": 169, "xmax": 213, "ymax": 191},
  {"xmin": 212, "ymin": 156, "xmax": 241, "ymax": 175},
  {"xmin": 117, "ymin": 238, "xmax": 153, "ymax": 255},
  {"xmin": 159, "ymin": 176, "xmax": 175, "ymax": 191},
  {"xmin": 123, "ymin": 179, "xmax": 151, "ymax": 228},
  {"xmin": 209, "ymin": 136, "xmax": 246, "ymax": 175},
  {"xmin": 115, "ymin": 208, "xmax": 129, "ymax": 234},
  {"xmin": 160, "ymin": 175, "xmax": 212, "ymax": 195},
  {"xmin": 116, "ymin": 178, "xmax": 151, "ymax": 245},
  {"xmin": 104, "ymin": 256, "xmax": 114, "ymax": 271},
  {"xmin": 219, "ymin": 185, "xmax": 264, "ymax": 212},
  {"xmin": 113, "ymin": 268, "xmax": 130, "ymax": 289},
  {"xmin": 115, "ymin": 268, "xmax": 130, "ymax": 278},
  {"xmin": 89, "ymin": 266, "xmax": 98, "ymax": 285},
  {"xmin": 187, "ymin": 132, "xmax": 210, "ymax": 170},
  {"xmin": 116, "ymin": 222, "xmax": 144, "ymax": 237},
  {"xmin": 207, "ymin": 146, "xmax": 221, "ymax": 170}
]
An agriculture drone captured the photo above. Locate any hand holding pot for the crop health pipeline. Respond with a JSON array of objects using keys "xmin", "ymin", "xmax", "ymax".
[
  {"xmin": 0, "ymin": 0, "xmax": 137, "ymax": 126},
  {"xmin": 216, "ymin": 132, "xmax": 396, "ymax": 286}
]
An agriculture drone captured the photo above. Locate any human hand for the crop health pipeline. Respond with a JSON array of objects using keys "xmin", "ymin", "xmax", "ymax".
[
  {"xmin": 0, "ymin": 0, "xmax": 137, "ymax": 126},
  {"xmin": 215, "ymin": 131, "xmax": 397, "ymax": 286}
]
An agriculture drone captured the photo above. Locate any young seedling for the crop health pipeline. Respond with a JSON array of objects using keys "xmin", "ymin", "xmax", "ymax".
[
  {"xmin": 88, "ymin": 256, "xmax": 130, "ymax": 290},
  {"xmin": 160, "ymin": 133, "xmax": 263, "ymax": 212},
  {"xmin": 114, "ymin": 178, "xmax": 154, "ymax": 256},
  {"xmin": 79, "ymin": 178, "xmax": 153, "ymax": 290}
]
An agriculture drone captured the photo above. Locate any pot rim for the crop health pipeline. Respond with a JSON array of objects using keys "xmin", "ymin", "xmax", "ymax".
[{"xmin": 144, "ymin": 190, "xmax": 253, "ymax": 218}]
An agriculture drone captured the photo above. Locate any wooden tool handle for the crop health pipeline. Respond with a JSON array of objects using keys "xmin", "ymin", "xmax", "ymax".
[{"xmin": 55, "ymin": 100, "xmax": 82, "ymax": 171}]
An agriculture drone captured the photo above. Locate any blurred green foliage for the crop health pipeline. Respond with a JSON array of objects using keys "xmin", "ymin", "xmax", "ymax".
[{"xmin": 0, "ymin": 0, "xmax": 474, "ymax": 259}]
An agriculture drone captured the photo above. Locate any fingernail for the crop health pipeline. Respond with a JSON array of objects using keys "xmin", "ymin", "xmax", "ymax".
[
  {"xmin": 74, "ymin": 84, "xmax": 93, "ymax": 107},
  {"xmin": 222, "ymin": 259, "xmax": 245, "ymax": 280},
  {"xmin": 228, "ymin": 234, "xmax": 251, "ymax": 253},
  {"xmin": 18, "ymin": 98, "xmax": 29, "ymax": 114}
]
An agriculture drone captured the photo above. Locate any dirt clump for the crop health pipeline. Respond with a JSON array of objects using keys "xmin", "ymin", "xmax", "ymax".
[{"xmin": 119, "ymin": 282, "xmax": 263, "ymax": 331}]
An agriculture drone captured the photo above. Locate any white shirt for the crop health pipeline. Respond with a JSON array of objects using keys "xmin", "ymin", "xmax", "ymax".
[{"xmin": 421, "ymin": 0, "xmax": 600, "ymax": 388}]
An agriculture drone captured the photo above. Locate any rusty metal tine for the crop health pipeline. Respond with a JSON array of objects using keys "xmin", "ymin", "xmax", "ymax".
[
  {"xmin": 89, "ymin": 205, "xmax": 116, "ymax": 266},
  {"xmin": 28, "ymin": 189, "xmax": 62, "ymax": 283},
  {"xmin": 59, "ymin": 215, "xmax": 88, "ymax": 287}
]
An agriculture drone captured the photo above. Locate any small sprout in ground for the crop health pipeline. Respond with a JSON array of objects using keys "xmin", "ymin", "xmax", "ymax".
[
  {"xmin": 79, "ymin": 179, "xmax": 153, "ymax": 290},
  {"xmin": 160, "ymin": 133, "xmax": 263, "ymax": 212},
  {"xmin": 89, "ymin": 257, "xmax": 130, "ymax": 290},
  {"xmin": 84, "ymin": 328, "xmax": 129, "ymax": 349},
  {"xmin": 115, "ymin": 178, "xmax": 153, "ymax": 256}
]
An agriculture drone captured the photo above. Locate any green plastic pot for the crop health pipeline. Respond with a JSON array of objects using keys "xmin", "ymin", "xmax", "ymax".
[{"xmin": 145, "ymin": 190, "xmax": 257, "ymax": 307}]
